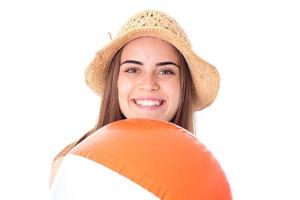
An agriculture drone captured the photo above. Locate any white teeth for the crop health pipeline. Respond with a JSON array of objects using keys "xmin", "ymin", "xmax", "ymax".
[{"xmin": 135, "ymin": 100, "xmax": 162, "ymax": 106}]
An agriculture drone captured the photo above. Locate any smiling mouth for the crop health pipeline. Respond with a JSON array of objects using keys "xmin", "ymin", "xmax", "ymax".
[{"xmin": 133, "ymin": 99, "xmax": 164, "ymax": 107}]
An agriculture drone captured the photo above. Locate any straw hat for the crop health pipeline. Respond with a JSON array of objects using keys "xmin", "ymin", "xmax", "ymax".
[{"xmin": 85, "ymin": 10, "xmax": 220, "ymax": 111}]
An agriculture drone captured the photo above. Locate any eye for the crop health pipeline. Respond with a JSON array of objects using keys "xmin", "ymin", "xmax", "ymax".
[
  {"xmin": 159, "ymin": 69, "xmax": 175, "ymax": 75},
  {"xmin": 124, "ymin": 67, "xmax": 138, "ymax": 73}
]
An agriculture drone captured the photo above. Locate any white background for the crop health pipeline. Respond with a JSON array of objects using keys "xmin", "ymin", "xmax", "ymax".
[{"xmin": 0, "ymin": 0, "xmax": 299, "ymax": 199}]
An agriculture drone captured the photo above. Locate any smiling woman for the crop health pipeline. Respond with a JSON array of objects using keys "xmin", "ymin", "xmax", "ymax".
[
  {"xmin": 49, "ymin": 9, "xmax": 229, "ymax": 199},
  {"xmin": 118, "ymin": 37, "xmax": 181, "ymax": 122}
]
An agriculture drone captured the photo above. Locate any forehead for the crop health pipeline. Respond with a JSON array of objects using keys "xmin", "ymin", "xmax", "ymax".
[{"xmin": 121, "ymin": 37, "xmax": 179, "ymax": 62}]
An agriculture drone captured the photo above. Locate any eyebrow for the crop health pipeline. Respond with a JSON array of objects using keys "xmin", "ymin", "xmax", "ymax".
[{"xmin": 120, "ymin": 60, "xmax": 179, "ymax": 68}]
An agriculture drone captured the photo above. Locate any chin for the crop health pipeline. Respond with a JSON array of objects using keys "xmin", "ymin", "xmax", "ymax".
[{"xmin": 129, "ymin": 115, "xmax": 167, "ymax": 121}]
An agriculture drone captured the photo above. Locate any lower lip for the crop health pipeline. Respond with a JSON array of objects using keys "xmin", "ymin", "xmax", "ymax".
[{"xmin": 132, "ymin": 100, "xmax": 164, "ymax": 111}]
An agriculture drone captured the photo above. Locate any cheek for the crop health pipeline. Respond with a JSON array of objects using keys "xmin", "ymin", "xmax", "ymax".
[
  {"xmin": 117, "ymin": 77, "xmax": 122, "ymax": 95},
  {"xmin": 117, "ymin": 75, "xmax": 126, "ymax": 95},
  {"xmin": 117, "ymin": 77, "xmax": 127, "ymax": 114},
  {"xmin": 117, "ymin": 76, "xmax": 133, "ymax": 101},
  {"xmin": 173, "ymin": 83, "xmax": 181, "ymax": 108},
  {"xmin": 163, "ymin": 79, "xmax": 181, "ymax": 106},
  {"xmin": 171, "ymin": 80, "xmax": 181, "ymax": 110},
  {"xmin": 169, "ymin": 79, "xmax": 180, "ymax": 94}
]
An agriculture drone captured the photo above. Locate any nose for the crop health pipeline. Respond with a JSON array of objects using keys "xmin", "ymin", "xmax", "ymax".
[{"xmin": 139, "ymin": 72, "xmax": 160, "ymax": 91}]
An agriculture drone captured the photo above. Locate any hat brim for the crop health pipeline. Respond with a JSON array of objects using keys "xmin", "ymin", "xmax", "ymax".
[{"xmin": 85, "ymin": 27, "xmax": 220, "ymax": 111}]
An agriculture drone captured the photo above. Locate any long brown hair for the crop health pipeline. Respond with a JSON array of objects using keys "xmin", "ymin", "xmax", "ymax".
[{"xmin": 53, "ymin": 46, "xmax": 195, "ymax": 161}]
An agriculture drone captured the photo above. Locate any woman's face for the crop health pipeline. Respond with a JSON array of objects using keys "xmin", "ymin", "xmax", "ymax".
[{"xmin": 117, "ymin": 37, "xmax": 181, "ymax": 121}]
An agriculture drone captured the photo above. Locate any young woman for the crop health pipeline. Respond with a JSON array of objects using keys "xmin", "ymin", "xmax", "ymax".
[{"xmin": 50, "ymin": 9, "xmax": 220, "ymax": 186}]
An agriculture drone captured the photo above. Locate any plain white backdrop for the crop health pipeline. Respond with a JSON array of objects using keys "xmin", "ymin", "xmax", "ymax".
[{"xmin": 0, "ymin": 0, "xmax": 299, "ymax": 199}]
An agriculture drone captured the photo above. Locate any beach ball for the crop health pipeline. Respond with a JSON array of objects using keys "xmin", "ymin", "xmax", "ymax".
[{"xmin": 50, "ymin": 119, "xmax": 231, "ymax": 200}]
